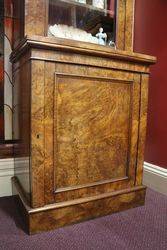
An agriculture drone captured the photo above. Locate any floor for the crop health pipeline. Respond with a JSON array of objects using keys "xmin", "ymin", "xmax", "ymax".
[{"xmin": 0, "ymin": 189, "xmax": 166, "ymax": 250}]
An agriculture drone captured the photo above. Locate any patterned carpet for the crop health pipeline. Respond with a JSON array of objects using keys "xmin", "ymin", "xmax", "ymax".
[{"xmin": 0, "ymin": 189, "xmax": 166, "ymax": 250}]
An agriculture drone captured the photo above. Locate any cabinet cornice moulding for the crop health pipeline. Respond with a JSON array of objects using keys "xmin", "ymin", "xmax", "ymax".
[{"xmin": 10, "ymin": 36, "xmax": 156, "ymax": 65}]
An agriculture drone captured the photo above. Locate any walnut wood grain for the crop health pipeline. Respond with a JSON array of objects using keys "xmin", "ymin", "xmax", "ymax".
[
  {"xmin": 12, "ymin": 176, "xmax": 146, "ymax": 234},
  {"xmin": 127, "ymin": 73, "xmax": 140, "ymax": 184},
  {"xmin": 24, "ymin": 0, "xmax": 46, "ymax": 38},
  {"xmin": 44, "ymin": 62, "xmax": 55, "ymax": 204},
  {"xmin": 116, "ymin": 0, "xmax": 126, "ymax": 50},
  {"xmin": 30, "ymin": 188, "xmax": 145, "ymax": 235},
  {"xmin": 54, "ymin": 74, "xmax": 132, "ymax": 189},
  {"xmin": 54, "ymin": 177, "xmax": 131, "ymax": 203},
  {"xmin": 11, "ymin": 36, "xmax": 156, "ymax": 65},
  {"xmin": 31, "ymin": 49, "xmax": 150, "ymax": 74},
  {"xmin": 124, "ymin": 0, "xmax": 135, "ymax": 51},
  {"xmin": 135, "ymin": 74, "xmax": 149, "ymax": 185},
  {"xmin": 9, "ymin": 0, "xmax": 157, "ymax": 234},
  {"xmin": 31, "ymin": 61, "xmax": 45, "ymax": 208},
  {"xmin": 11, "ymin": 30, "xmax": 155, "ymax": 233}
]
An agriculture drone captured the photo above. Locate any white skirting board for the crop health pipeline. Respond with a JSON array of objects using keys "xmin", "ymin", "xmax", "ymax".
[
  {"xmin": 0, "ymin": 157, "xmax": 29, "ymax": 197},
  {"xmin": 143, "ymin": 162, "xmax": 167, "ymax": 196},
  {"xmin": 0, "ymin": 158, "xmax": 14, "ymax": 197},
  {"xmin": 0, "ymin": 158, "xmax": 166, "ymax": 197}
]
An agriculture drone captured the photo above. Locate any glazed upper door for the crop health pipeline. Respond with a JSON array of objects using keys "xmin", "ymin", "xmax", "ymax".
[
  {"xmin": 52, "ymin": 71, "xmax": 140, "ymax": 202},
  {"xmin": 48, "ymin": 0, "xmax": 117, "ymax": 47},
  {"xmin": 12, "ymin": 0, "xmax": 135, "ymax": 51}
]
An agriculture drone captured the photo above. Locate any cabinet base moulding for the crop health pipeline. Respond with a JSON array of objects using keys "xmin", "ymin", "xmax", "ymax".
[{"xmin": 12, "ymin": 177, "xmax": 146, "ymax": 234}]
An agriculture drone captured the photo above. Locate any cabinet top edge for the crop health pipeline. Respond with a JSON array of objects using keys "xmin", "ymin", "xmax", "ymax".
[{"xmin": 11, "ymin": 36, "xmax": 156, "ymax": 65}]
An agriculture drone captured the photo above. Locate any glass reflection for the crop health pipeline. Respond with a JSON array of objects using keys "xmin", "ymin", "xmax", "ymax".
[{"xmin": 48, "ymin": 0, "xmax": 116, "ymax": 47}]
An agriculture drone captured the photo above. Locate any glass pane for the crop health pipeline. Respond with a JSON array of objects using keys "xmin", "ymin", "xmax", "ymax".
[
  {"xmin": 4, "ymin": 8, "xmax": 13, "ymax": 141},
  {"xmin": 48, "ymin": 0, "xmax": 116, "ymax": 48},
  {"xmin": 2, "ymin": 0, "xmax": 13, "ymax": 141}
]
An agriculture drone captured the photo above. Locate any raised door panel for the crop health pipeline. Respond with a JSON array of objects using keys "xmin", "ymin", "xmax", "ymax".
[{"xmin": 53, "ymin": 72, "xmax": 140, "ymax": 202}]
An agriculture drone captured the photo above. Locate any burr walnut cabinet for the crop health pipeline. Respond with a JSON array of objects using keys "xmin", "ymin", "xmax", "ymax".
[{"xmin": 11, "ymin": 0, "xmax": 156, "ymax": 234}]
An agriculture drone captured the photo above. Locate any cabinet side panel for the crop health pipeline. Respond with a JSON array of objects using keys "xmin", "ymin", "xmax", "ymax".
[
  {"xmin": 44, "ymin": 62, "xmax": 55, "ymax": 204},
  {"xmin": 135, "ymin": 74, "xmax": 149, "ymax": 185},
  {"xmin": 127, "ymin": 73, "xmax": 140, "ymax": 184},
  {"xmin": 31, "ymin": 60, "xmax": 45, "ymax": 208},
  {"xmin": 13, "ymin": 61, "xmax": 31, "ymax": 203}
]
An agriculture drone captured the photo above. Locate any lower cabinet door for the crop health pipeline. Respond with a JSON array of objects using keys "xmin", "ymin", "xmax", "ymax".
[{"xmin": 52, "ymin": 72, "xmax": 140, "ymax": 202}]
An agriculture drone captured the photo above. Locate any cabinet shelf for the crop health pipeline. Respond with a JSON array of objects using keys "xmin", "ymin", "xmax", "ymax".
[{"xmin": 50, "ymin": 0, "xmax": 115, "ymax": 16}]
